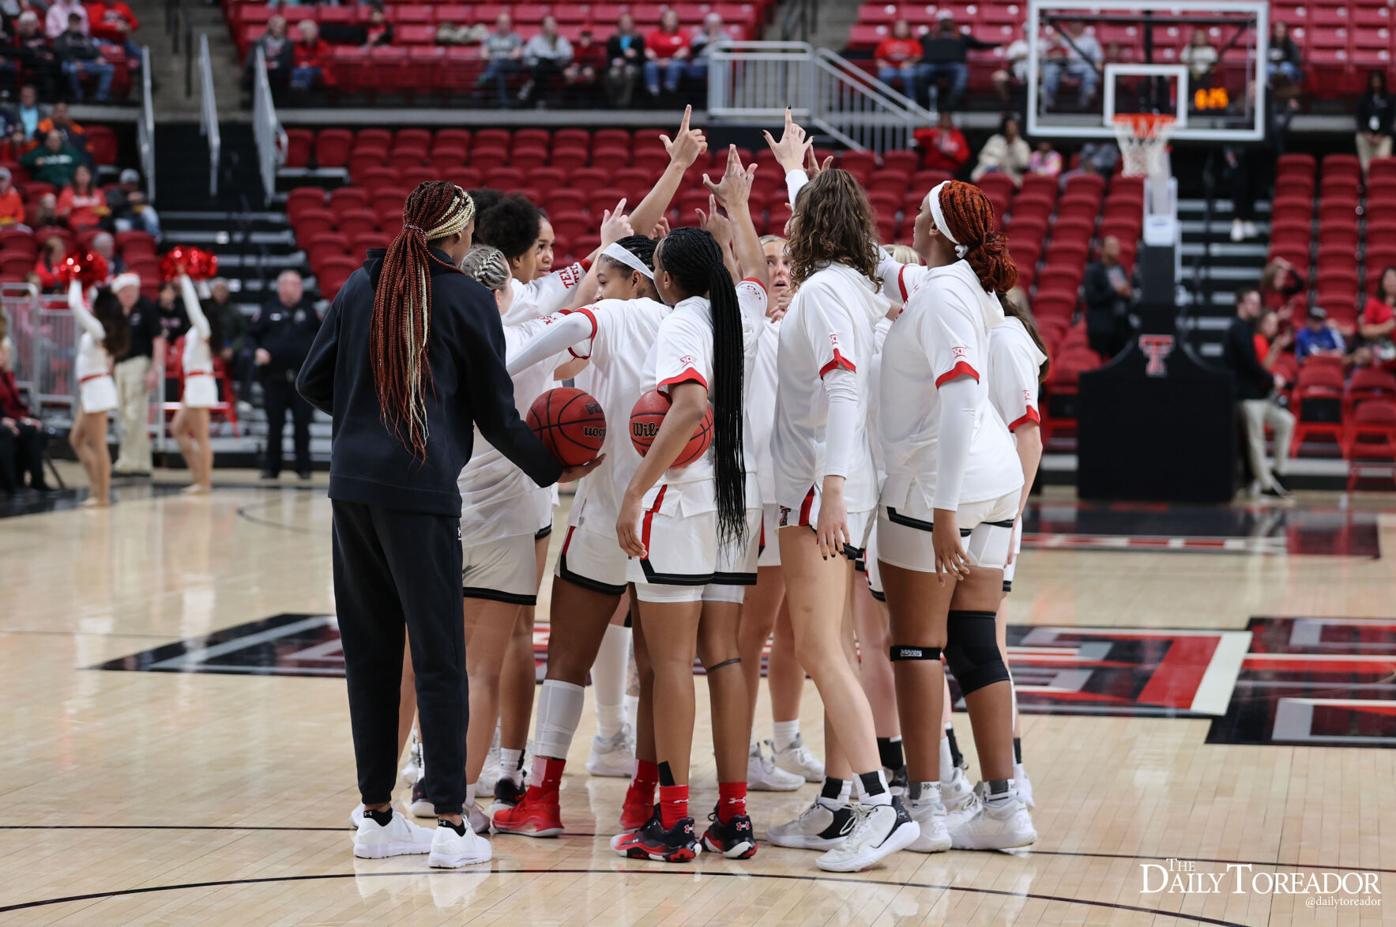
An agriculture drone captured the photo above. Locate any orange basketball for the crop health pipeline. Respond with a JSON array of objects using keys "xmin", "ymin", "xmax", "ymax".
[
  {"xmin": 526, "ymin": 387, "xmax": 606, "ymax": 467},
  {"xmin": 629, "ymin": 389, "xmax": 714, "ymax": 467}
]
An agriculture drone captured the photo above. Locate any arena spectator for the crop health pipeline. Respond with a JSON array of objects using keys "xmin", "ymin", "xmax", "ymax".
[
  {"xmin": 45, "ymin": 0, "xmax": 87, "ymax": 40},
  {"xmin": 1028, "ymin": 139, "xmax": 1062, "ymax": 177},
  {"xmin": 564, "ymin": 28, "xmax": 607, "ymax": 102},
  {"xmin": 477, "ymin": 13, "xmax": 523, "ymax": 107},
  {"xmin": 155, "ymin": 279, "xmax": 189, "ymax": 342},
  {"xmin": 1042, "ymin": 21, "xmax": 1102, "ymax": 110},
  {"xmin": 289, "ymin": 20, "xmax": 329, "ymax": 92},
  {"xmin": 30, "ymin": 236, "xmax": 67, "ymax": 291},
  {"xmin": 112, "ymin": 273, "xmax": 163, "ymax": 477},
  {"xmin": 1224, "ymin": 288, "xmax": 1293, "ymax": 498},
  {"xmin": 434, "ymin": 21, "xmax": 484, "ymax": 46},
  {"xmin": 250, "ymin": 16, "xmax": 293, "ymax": 91},
  {"xmin": 22, "ymin": 130, "xmax": 84, "ymax": 187},
  {"xmin": 971, "ymin": 112, "xmax": 1031, "ymax": 184},
  {"xmin": 1294, "ymin": 306, "xmax": 1345, "ymax": 364},
  {"xmin": 1075, "ymin": 140, "xmax": 1120, "ymax": 177},
  {"xmin": 92, "ymin": 230, "xmax": 123, "ymax": 276},
  {"xmin": 1360, "ymin": 266, "xmax": 1396, "ymax": 365},
  {"xmin": 1259, "ymin": 256, "xmax": 1306, "ymax": 314},
  {"xmin": 54, "ymin": 12, "xmax": 112, "ymax": 102},
  {"xmin": 1267, "ymin": 21, "xmax": 1302, "ymax": 89},
  {"xmin": 107, "ymin": 168, "xmax": 160, "ymax": 237},
  {"xmin": 37, "ymin": 101, "xmax": 88, "ymax": 152},
  {"xmin": 11, "ymin": 17, "xmax": 60, "ymax": 98},
  {"xmin": 1084, "ymin": 235, "xmax": 1132, "ymax": 357},
  {"xmin": 1255, "ymin": 310, "xmax": 1294, "ymax": 387},
  {"xmin": 992, "ymin": 37, "xmax": 1029, "ymax": 102},
  {"xmin": 1228, "ymin": 94, "xmax": 1298, "ymax": 242},
  {"xmin": 918, "ymin": 15, "xmax": 996, "ymax": 111},
  {"xmin": 56, "ymin": 164, "xmax": 105, "ymax": 230},
  {"xmin": 85, "ymin": 0, "xmax": 140, "ymax": 63},
  {"xmin": 875, "ymin": 21, "xmax": 922, "ymax": 101},
  {"xmin": 249, "ymin": 269, "xmax": 319, "ymax": 479},
  {"xmin": 520, "ymin": 16, "xmax": 571, "ymax": 107},
  {"xmin": 912, "ymin": 110, "xmax": 970, "ymax": 174},
  {"xmin": 688, "ymin": 12, "xmax": 730, "ymax": 83},
  {"xmin": 0, "ymin": 169, "xmax": 24, "ymax": 227},
  {"xmin": 30, "ymin": 193, "xmax": 60, "ymax": 229},
  {"xmin": 363, "ymin": 4, "xmax": 393, "ymax": 47},
  {"xmin": 605, "ymin": 13, "xmax": 645, "ymax": 107},
  {"xmin": 5, "ymin": 85, "xmax": 45, "ymax": 142},
  {"xmin": 205, "ymin": 278, "xmax": 251, "ymax": 396},
  {"xmin": 0, "ymin": 335, "xmax": 50, "ymax": 495},
  {"xmin": 644, "ymin": 9, "xmax": 691, "ymax": 97},
  {"xmin": 1181, "ymin": 29, "xmax": 1217, "ymax": 84},
  {"xmin": 1355, "ymin": 70, "xmax": 1393, "ymax": 175}
]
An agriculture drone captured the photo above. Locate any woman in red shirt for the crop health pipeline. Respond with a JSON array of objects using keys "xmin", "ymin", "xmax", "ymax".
[
  {"xmin": 30, "ymin": 236, "xmax": 67, "ymax": 292},
  {"xmin": 56, "ymin": 164, "xmax": 106, "ymax": 230},
  {"xmin": 0, "ymin": 168, "xmax": 24, "ymax": 227},
  {"xmin": 912, "ymin": 110, "xmax": 970, "ymax": 174},
  {"xmin": 1360, "ymin": 265, "xmax": 1396, "ymax": 366},
  {"xmin": 290, "ymin": 20, "xmax": 332, "ymax": 91},
  {"xmin": 875, "ymin": 20, "xmax": 921, "ymax": 100},
  {"xmin": 643, "ymin": 9, "xmax": 690, "ymax": 97}
]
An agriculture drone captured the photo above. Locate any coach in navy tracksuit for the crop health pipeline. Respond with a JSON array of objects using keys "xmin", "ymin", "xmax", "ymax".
[{"xmin": 297, "ymin": 183, "xmax": 587, "ymax": 832}]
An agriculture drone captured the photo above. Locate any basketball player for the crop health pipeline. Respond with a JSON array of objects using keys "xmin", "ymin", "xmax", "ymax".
[
  {"xmin": 295, "ymin": 182, "xmax": 593, "ymax": 869},
  {"xmin": 67, "ymin": 279, "xmax": 128, "ymax": 508},
  {"xmin": 535, "ymin": 214, "xmax": 556, "ymax": 276},
  {"xmin": 762, "ymin": 111, "xmax": 919, "ymax": 872},
  {"xmin": 170, "ymin": 273, "xmax": 217, "ymax": 495},
  {"xmin": 874, "ymin": 180, "xmax": 1036, "ymax": 852}
]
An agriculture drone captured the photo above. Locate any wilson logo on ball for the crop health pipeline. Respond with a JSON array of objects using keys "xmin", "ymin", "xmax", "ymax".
[
  {"xmin": 629, "ymin": 389, "xmax": 713, "ymax": 468},
  {"xmin": 526, "ymin": 387, "xmax": 607, "ymax": 467}
]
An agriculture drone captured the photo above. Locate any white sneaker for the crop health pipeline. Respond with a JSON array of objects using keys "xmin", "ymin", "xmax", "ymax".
[
  {"xmin": 1230, "ymin": 219, "xmax": 1245, "ymax": 242},
  {"xmin": 1244, "ymin": 221, "xmax": 1258, "ymax": 239},
  {"xmin": 348, "ymin": 803, "xmax": 365, "ymax": 828},
  {"xmin": 906, "ymin": 784, "xmax": 952, "ymax": 853},
  {"xmin": 747, "ymin": 742, "xmax": 804, "ymax": 791},
  {"xmin": 770, "ymin": 735, "xmax": 824, "ymax": 782},
  {"xmin": 428, "ymin": 822, "xmax": 492, "ymax": 868},
  {"xmin": 1014, "ymin": 762, "xmax": 1035, "ymax": 809},
  {"xmin": 815, "ymin": 799, "xmax": 920, "ymax": 872},
  {"xmin": 767, "ymin": 799, "xmax": 858, "ymax": 850},
  {"xmin": 400, "ymin": 730, "xmax": 423, "ymax": 787},
  {"xmin": 353, "ymin": 809, "xmax": 434, "ymax": 859},
  {"xmin": 949, "ymin": 782, "xmax": 1037, "ymax": 850},
  {"xmin": 586, "ymin": 723, "xmax": 635, "ymax": 777},
  {"xmin": 942, "ymin": 766, "xmax": 980, "ymax": 832}
]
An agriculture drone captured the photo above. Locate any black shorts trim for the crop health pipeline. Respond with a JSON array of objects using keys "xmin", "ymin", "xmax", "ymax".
[
  {"xmin": 1002, "ymin": 580, "xmax": 1013, "ymax": 593},
  {"xmin": 710, "ymin": 570, "xmax": 758, "ymax": 586},
  {"xmin": 557, "ymin": 556, "xmax": 627, "ymax": 597},
  {"xmin": 462, "ymin": 586, "xmax": 537, "ymax": 606},
  {"xmin": 639, "ymin": 558, "xmax": 714, "ymax": 586},
  {"xmin": 535, "ymin": 524, "xmax": 553, "ymax": 540},
  {"xmin": 885, "ymin": 507, "xmax": 972, "ymax": 537},
  {"xmin": 869, "ymin": 586, "xmax": 887, "ymax": 602},
  {"xmin": 844, "ymin": 544, "xmax": 865, "ymax": 562},
  {"xmin": 986, "ymin": 519, "xmax": 1015, "ymax": 529}
]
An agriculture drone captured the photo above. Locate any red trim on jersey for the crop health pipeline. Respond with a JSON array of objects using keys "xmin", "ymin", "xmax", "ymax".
[
  {"xmin": 797, "ymin": 486, "xmax": 816, "ymax": 527},
  {"xmin": 658, "ymin": 368, "xmax": 708, "ymax": 392},
  {"xmin": 578, "ymin": 258, "xmax": 592, "ymax": 272},
  {"xmin": 934, "ymin": 361, "xmax": 980, "ymax": 388},
  {"xmin": 818, "ymin": 349, "xmax": 856, "ymax": 378},
  {"xmin": 79, "ymin": 372, "xmax": 111, "ymax": 384},
  {"xmin": 560, "ymin": 306, "xmax": 599, "ymax": 339},
  {"xmin": 897, "ymin": 265, "xmax": 910, "ymax": 302},
  {"xmin": 561, "ymin": 525, "xmax": 575, "ymax": 555},
  {"xmin": 641, "ymin": 484, "xmax": 668, "ymax": 551},
  {"xmin": 740, "ymin": 276, "xmax": 768, "ymax": 294},
  {"xmin": 184, "ymin": 370, "xmax": 213, "ymax": 378},
  {"xmin": 1007, "ymin": 406, "xmax": 1041, "ymax": 432}
]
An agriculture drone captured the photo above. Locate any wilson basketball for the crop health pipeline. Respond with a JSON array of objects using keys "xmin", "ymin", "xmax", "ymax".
[
  {"xmin": 629, "ymin": 389, "xmax": 714, "ymax": 467},
  {"xmin": 526, "ymin": 387, "xmax": 607, "ymax": 467}
]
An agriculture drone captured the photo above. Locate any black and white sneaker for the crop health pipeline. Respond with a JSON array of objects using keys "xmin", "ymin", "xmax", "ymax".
[
  {"xmin": 490, "ymin": 772, "xmax": 526, "ymax": 815},
  {"xmin": 815, "ymin": 798, "xmax": 919, "ymax": 872},
  {"xmin": 766, "ymin": 799, "xmax": 858, "ymax": 850}
]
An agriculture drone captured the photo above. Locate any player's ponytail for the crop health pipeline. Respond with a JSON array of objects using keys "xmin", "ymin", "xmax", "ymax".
[
  {"xmin": 371, "ymin": 181, "xmax": 475, "ymax": 460},
  {"xmin": 931, "ymin": 180, "xmax": 1018, "ymax": 296},
  {"xmin": 656, "ymin": 227, "xmax": 746, "ymax": 549}
]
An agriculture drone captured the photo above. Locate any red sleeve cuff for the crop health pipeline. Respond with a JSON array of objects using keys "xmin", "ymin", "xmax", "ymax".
[
  {"xmin": 658, "ymin": 368, "xmax": 709, "ymax": 392},
  {"xmin": 934, "ymin": 361, "xmax": 980, "ymax": 388},
  {"xmin": 740, "ymin": 276, "xmax": 768, "ymax": 293},
  {"xmin": 818, "ymin": 350, "xmax": 857, "ymax": 378},
  {"xmin": 1007, "ymin": 406, "xmax": 1041, "ymax": 432},
  {"xmin": 560, "ymin": 306, "xmax": 598, "ymax": 339},
  {"xmin": 578, "ymin": 258, "xmax": 592, "ymax": 272}
]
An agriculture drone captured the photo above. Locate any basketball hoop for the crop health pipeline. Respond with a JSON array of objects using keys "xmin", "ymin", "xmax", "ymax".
[{"xmin": 1112, "ymin": 113, "xmax": 1175, "ymax": 178}]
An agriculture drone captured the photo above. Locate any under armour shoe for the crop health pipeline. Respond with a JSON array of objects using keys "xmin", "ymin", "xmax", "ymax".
[
  {"xmin": 770, "ymin": 735, "xmax": 824, "ymax": 783},
  {"xmin": 613, "ymin": 815, "xmax": 701, "ymax": 863},
  {"xmin": 490, "ymin": 771, "xmax": 526, "ymax": 814},
  {"xmin": 491, "ymin": 788, "xmax": 564, "ymax": 837},
  {"xmin": 1014, "ymin": 762, "xmax": 1035, "ymax": 810},
  {"xmin": 747, "ymin": 741, "xmax": 804, "ymax": 791},
  {"xmin": 949, "ymin": 782, "xmax": 1036, "ymax": 851},
  {"xmin": 766, "ymin": 799, "xmax": 858, "ymax": 850},
  {"xmin": 428, "ymin": 821, "xmax": 492, "ymax": 868},
  {"xmin": 586, "ymin": 723, "xmax": 636, "ymax": 777},
  {"xmin": 885, "ymin": 764, "xmax": 909, "ymax": 797},
  {"xmin": 353, "ymin": 808, "xmax": 434, "ymax": 859},
  {"xmin": 815, "ymin": 799, "xmax": 919, "ymax": 872},
  {"xmin": 619, "ymin": 782, "xmax": 655, "ymax": 832},
  {"xmin": 701, "ymin": 809, "xmax": 758, "ymax": 859},
  {"xmin": 906, "ymin": 784, "xmax": 952, "ymax": 853},
  {"xmin": 348, "ymin": 804, "xmax": 365, "ymax": 829},
  {"xmin": 942, "ymin": 765, "xmax": 979, "ymax": 831}
]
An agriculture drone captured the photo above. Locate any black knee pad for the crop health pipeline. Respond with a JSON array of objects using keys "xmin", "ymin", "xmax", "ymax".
[
  {"xmin": 944, "ymin": 610, "xmax": 1009, "ymax": 695},
  {"xmin": 890, "ymin": 645, "xmax": 942, "ymax": 661}
]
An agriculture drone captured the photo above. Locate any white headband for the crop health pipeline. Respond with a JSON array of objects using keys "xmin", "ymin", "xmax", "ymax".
[
  {"xmin": 111, "ymin": 272, "xmax": 140, "ymax": 292},
  {"xmin": 925, "ymin": 181, "xmax": 968, "ymax": 259},
  {"xmin": 601, "ymin": 242, "xmax": 654, "ymax": 280}
]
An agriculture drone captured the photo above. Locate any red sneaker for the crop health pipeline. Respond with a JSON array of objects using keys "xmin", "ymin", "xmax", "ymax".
[
  {"xmin": 619, "ymin": 784, "xmax": 654, "ymax": 832},
  {"xmin": 491, "ymin": 788, "xmax": 563, "ymax": 837}
]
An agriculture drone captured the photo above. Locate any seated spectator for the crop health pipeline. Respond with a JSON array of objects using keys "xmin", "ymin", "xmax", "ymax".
[
  {"xmin": 1028, "ymin": 139, "xmax": 1062, "ymax": 177},
  {"xmin": 1259, "ymin": 256, "xmax": 1306, "ymax": 315},
  {"xmin": 875, "ymin": 21, "xmax": 921, "ymax": 101},
  {"xmin": 1360, "ymin": 266, "xmax": 1396, "ymax": 365},
  {"xmin": 477, "ymin": 13, "xmax": 523, "ymax": 108},
  {"xmin": 21, "ymin": 130, "xmax": 84, "ymax": 187},
  {"xmin": 1355, "ymin": 70, "xmax": 1393, "ymax": 175},
  {"xmin": 913, "ymin": 110, "xmax": 969, "ymax": 175},
  {"xmin": 605, "ymin": 13, "xmax": 645, "ymax": 108},
  {"xmin": 31, "ymin": 236, "xmax": 67, "ymax": 291},
  {"xmin": 289, "ymin": 20, "xmax": 329, "ymax": 92},
  {"xmin": 564, "ymin": 28, "xmax": 607, "ymax": 100},
  {"xmin": 0, "ymin": 168, "xmax": 24, "ymax": 227},
  {"xmin": 57, "ymin": 164, "xmax": 105, "ymax": 229},
  {"xmin": 435, "ymin": 22, "xmax": 484, "ymax": 46},
  {"xmin": 1076, "ymin": 140, "xmax": 1120, "ymax": 177},
  {"xmin": 11, "ymin": 17, "xmax": 60, "ymax": 99},
  {"xmin": 1042, "ymin": 21, "xmax": 1102, "ymax": 110},
  {"xmin": 85, "ymin": 0, "xmax": 140, "ymax": 65},
  {"xmin": 644, "ymin": 9, "xmax": 690, "ymax": 98},
  {"xmin": 688, "ymin": 12, "xmax": 729, "ymax": 84},
  {"xmin": 1255, "ymin": 310, "xmax": 1295, "ymax": 386},
  {"xmin": 1294, "ymin": 306, "xmax": 1345, "ymax": 363},
  {"xmin": 250, "ymin": 16, "xmax": 293, "ymax": 91},
  {"xmin": 4, "ymin": 85, "xmax": 45, "ymax": 144},
  {"xmin": 1224, "ymin": 287, "xmax": 1293, "ymax": 497},
  {"xmin": 1084, "ymin": 235, "xmax": 1132, "ymax": 357},
  {"xmin": 971, "ymin": 113, "xmax": 1031, "ymax": 184},
  {"xmin": 0, "ymin": 335, "xmax": 51, "ymax": 495},
  {"xmin": 45, "ymin": 0, "xmax": 88, "ymax": 40},
  {"xmin": 54, "ymin": 11, "xmax": 114, "ymax": 102},
  {"xmin": 106, "ymin": 168, "xmax": 160, "ymax": 237},
  {"xmin": 1267, "ymin": 21, "xmax": 1302, "ymax": 90},
  {"xmin": 37, "ymin": 101, "xmax": 88, "ymax": 153},
  {"xmin": 918, "ymin": 15, "xmax": 995, "ymax": 111},
  {"xmin": 91, "ymin": 230, "xmax": 122, "ymax": 276},
  {"xmin": 1181, "ymin": 29, "xmax": 1217, "ymax": 85},
  {"xmin": 521, "ymin": 16, "xmax": 571, "ymax": 107},
  {"xmin": 992, "ymin": 37, "xmax": 1028, "ymax": 102},
  {"xmin": 31, "ymin": 193, "xmax": 60, "ymax": 229},
  {"xmin": 363, "ymin": 3, "xmax": 393, "ymax": 47}
]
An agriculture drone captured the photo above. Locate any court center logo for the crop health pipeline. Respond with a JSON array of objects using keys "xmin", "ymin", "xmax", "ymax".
[{"xmin": 1141, "ymin": 858, "xmax": 1382, "ymax": 909}]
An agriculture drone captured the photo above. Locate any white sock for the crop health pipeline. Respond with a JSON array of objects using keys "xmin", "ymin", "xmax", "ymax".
[
  {"xmin": 499, "ymin": 747, "xmax": 523, "ymax": 779},
  {"xmin": 591, "ymin": 624, "xmax": 631, "ymax": 739},
  {"xmin": 624, "ymin": 693, "xmax": 639, "ymax": 731},
  {"xmin": 856, "ymin": 769, "xmax": 893, "ymax": 806},
  {"xmin": 466, "ymin": 781, "xmax": 477, "ymax": 806},
  {"xmin": 772, "ymin": 719, "xmax": 800, "ymax": 751},
  {"xmin": 533, "ymin": 679, "xmax": 585, "ymax": 762},
  {"xmin": 939, "ymin": 735, "xmax": 955, "ymax": 786}
]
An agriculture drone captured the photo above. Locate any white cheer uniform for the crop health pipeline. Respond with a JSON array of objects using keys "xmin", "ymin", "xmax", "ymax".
[
  {"xmin": 69, "ymin": 282, "xmax": 116, "ymax": 414},
  {"xmin": 178, "ymin": 276, "xmax": 218, "ymax": 409}
]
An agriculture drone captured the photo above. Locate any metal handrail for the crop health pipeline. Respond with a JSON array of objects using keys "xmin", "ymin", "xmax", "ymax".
[
  {"xmin": 252, "ymin": 45, "xmax": 287, "ymax": 206},
  {"xmin": 199, "ymin": 33, "xmax": 221, "ymax": 198},
  {"xmin": 138, "ymin": 45, "xmax": 156, "ymax": 203}
]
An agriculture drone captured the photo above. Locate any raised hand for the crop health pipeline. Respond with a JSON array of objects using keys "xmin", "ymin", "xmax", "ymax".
[
  {"xmin": 702, "ymin": 144, "xmax": 757, "ymax": 212},
  {"xmin": 659, "ymin": 104, "xmax": 708, "ymax": 170},
  {"xmin": 695, "ymin": 194, "xmax": 733, "ymax": 249},
  {"xmin": 804, "ymin": 144, "xmax": 834, "ymax": 177},
  {"xmin": 762, "ymin": 107, "xmax": 813, "ymax": 174},
  {"xmin": 650, "ymin": 215, "xmax": 671, "ymax": 239},
  {"xmin": 599, "ymin": 197, "xmax": 632, "ymax": 248}
]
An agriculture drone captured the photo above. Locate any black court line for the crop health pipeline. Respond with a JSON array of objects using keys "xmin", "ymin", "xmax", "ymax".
[
  {"xmin": 233, "ymin": 497, "xmax": 321, "ymax": 535},
  {"xmin": 0, "ymin": 866, "xmax": 1253, "ymax": 924}
]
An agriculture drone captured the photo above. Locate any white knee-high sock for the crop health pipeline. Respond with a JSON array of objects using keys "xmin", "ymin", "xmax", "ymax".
[
  {"xmin": 533, "ymin": 679, "xmax": 585, "ymax": 762},
  {"xmin": 591, "ymin": 623, "xmax": 631, "ymax": 739}
]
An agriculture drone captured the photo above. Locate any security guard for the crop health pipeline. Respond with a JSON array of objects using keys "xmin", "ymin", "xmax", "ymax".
[{"xmin": 249, "ymin": 268, "xmax": 320, "ymax": 478}]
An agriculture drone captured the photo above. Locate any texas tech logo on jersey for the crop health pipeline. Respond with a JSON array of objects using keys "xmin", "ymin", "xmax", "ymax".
[
  {"xmin": 1139, "ymin": 334, "xmax": 1174, "ymax": 377},
  {"xmin": 556, "ymin": 262, "xmax": 585, "ymax": 289}
]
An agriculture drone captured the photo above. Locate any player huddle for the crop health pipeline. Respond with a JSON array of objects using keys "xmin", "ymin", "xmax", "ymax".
[{"xmin": 333, "ymin": 107, "xmax": 1050, "ymax": 873}]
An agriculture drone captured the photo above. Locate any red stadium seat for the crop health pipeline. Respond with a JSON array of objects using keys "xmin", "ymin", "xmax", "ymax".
[
  {"xmin": 1344, "ymin": 400, "xmax": 1396, "ymax": 488},
  {"xmin": 1291, "ymin": 363, "xmax": 1347, "ymax": 455},
  {"xmin": 315, "ymin": 129, "xmax": 353, "ymax": 168}
]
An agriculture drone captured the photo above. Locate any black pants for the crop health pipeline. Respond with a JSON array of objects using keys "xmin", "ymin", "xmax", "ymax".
[
  {"xmin": 0, "ymin": 422, "xmax": 48, "ymax": 492},
  {"xmin": 332, "ymin": 500, "xmax": 467, "ymax": 814},
  {"xmin": 262, "ymin": 372, "xmax": 312, "ymax": 475}
]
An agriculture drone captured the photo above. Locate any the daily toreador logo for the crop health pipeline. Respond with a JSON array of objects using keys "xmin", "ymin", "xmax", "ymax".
[{"xmin": 1141, "ymin": 858, "xmax": 1382, "ymax": 908}]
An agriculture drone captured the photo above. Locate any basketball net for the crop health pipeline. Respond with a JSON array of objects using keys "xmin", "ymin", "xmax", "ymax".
[{"xmin": 1112, "ymin": 113, "xmax": 1175, "ymax": 179}]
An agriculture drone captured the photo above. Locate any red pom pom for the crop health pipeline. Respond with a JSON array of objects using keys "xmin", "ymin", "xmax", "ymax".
[{"xmin": 57, "ymin": 251, "xmax": 110, "ymax": 287}]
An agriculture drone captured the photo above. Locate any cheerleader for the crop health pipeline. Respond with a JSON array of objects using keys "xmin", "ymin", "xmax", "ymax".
[
  {"xmin": 171, "ymin": 273, "xmax": 218, "ymax": 495},
  {"xmin": 874, "ymin": 179, "xmax": 1036, "ymax": 852},
  {"xmin": 762, "ymin": 111, "xmax": 919, "ymax": 873},
  {"xmin": 67, "ymin": 279, "xmax": 128, "ymax": 508}
]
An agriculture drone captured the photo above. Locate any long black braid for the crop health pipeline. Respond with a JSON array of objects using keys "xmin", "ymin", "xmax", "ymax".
[{"xmin": 657, "ymin": 227, "xmax": 746, "ymax": 549}]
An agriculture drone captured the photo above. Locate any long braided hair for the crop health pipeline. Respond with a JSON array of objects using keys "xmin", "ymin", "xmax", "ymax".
[
  {"xmin": 370, "ymin": 181, "xmax": 475, "ymax": 460},
  {"xmin": 655, "ymin": 227, "xmax": 746, "ymax": 549},
  {"xmin": 935, "ymin": 180, "xmax": 1018, "ymax": 295}
]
